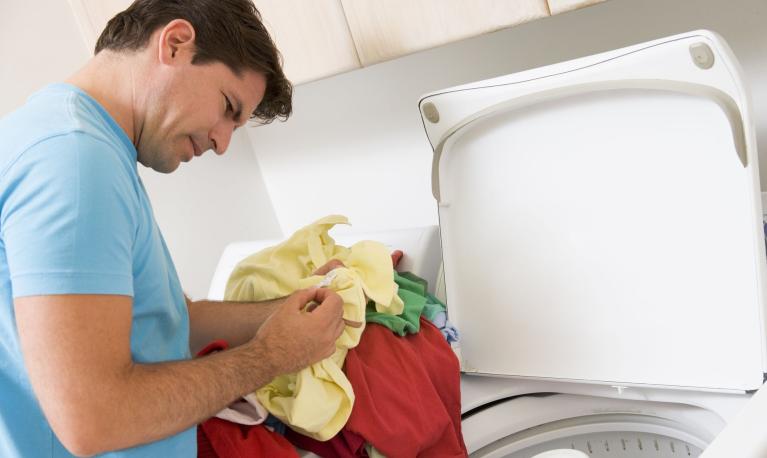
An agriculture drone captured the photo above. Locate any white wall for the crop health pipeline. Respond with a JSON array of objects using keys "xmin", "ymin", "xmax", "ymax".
[
  {"xmin": 0, "ymin": 0, "xmax": 281, "ymax": 299},
  {"xmin": 247, "ymin": 0, "xmax": 767, "ymax": 236},
  {"xmin": 138, "ymin": 132, "xmax": 281, "ymax": 300},
  {"xmin": 0, "ymin": 1, "xmax": 89, "ymax": 115}
]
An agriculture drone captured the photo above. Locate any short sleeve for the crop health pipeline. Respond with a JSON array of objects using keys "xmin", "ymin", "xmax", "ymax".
[{"xmin": 1, "ymin": 132, "xmax": 137, "ymax": 298}]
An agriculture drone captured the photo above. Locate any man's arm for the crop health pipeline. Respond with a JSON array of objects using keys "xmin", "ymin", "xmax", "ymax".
[
  {"xmin": 14, "ymin": 288, "xmax": 345, "ymax": 457},
  {"xmin": 186, "ymin": 297, "xmax": 282, "ymax": 355},
  {"xmin": 186, "ymin": 259, "xmax": 348, "ymax": 354}
]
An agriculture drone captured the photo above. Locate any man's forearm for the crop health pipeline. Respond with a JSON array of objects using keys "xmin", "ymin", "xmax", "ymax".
[
  {"xmin": 186, "ymin": 298, "xmax": 283, "ymax": 354},
  {"xmin": 17, "ymin": 291, "xmax": 343, "ymax": 456},
  {"xmin": 75, "ymin": 339, "xmax": 277, "ymax": 455}
]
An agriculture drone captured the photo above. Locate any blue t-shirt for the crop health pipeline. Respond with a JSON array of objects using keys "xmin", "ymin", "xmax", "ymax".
[{"xmin": 0, "ymin": 84, "xmax": 194, "ymax": 457}]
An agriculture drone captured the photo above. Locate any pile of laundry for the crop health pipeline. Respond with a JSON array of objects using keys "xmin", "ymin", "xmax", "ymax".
[{"xmin": 196, "ymin": 215, "xmax": 466, "ymax": 457}]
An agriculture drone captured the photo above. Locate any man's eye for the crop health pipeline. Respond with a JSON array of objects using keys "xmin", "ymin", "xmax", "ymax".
[{"xmin": 224, "ymin": 96, "xmax": 233, "ymax": 113}]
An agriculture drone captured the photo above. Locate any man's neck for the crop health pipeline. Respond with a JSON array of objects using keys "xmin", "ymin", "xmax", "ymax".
[{"xmin": 66, "ymin": 51, "xmax": 144, "ymax": 148}]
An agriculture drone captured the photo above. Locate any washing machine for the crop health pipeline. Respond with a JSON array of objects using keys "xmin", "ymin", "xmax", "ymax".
[
  {"xmin": 416, "ymin": 30, "xmax": 767, "ymax": 457},
  {"xmin": 207, "ymin": 30, "xmax": 767, "ymax": 456},
  {"xmin": 208, "ymin": 223, "xmax": 763, "ymax": 457}
]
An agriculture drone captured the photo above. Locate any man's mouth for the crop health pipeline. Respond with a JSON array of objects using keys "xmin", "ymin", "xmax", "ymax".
[{"xmin": 190, "ymin": 136, "xmax": 201, "ymax": 156}]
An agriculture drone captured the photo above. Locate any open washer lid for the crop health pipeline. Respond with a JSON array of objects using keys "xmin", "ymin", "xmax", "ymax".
[{"xmin": 419, "ymin": 30, "xmax": 767, "ymax": 391}]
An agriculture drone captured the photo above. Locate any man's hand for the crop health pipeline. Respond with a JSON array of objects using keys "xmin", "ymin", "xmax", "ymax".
[
  {"xmin": 186, "ymin": 259, "xmax": 354, "ymax": 356},
  {"xmin": 312, "ymin": 259, "xmax": 345, "ymax": 276},
  {"xmin": 311, "ymin": 259, "xmax": 363, "ymax": 328},
  {"xmin": 252, "ymin": 287, "xmax": 346, "ymax": 375}
]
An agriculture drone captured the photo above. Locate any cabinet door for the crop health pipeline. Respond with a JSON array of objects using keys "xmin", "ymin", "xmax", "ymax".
[
  {"xmin": 340, "ymin": 0, "xmax": 550, "ymax": 66},
  {"xmin": 254, "ymin": 0, "xmax": 360, "ymax": 84},
  {"xmin": 66, "ymin": 0, "xmax": 360, "ymax": 85},
  {"xmin": 547, "ymin": 0, "xmax": 608, "ymax": 15}
]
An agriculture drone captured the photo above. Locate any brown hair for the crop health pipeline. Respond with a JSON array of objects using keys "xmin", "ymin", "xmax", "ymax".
[{"xmin": 95, "ymin": 0, "xmax": 291, "ymax": 124}]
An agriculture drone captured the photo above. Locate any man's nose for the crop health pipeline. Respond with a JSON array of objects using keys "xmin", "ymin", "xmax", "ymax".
[{"xmin": 209, "ymin": 121, "xmax": 234, "ymax": 155}]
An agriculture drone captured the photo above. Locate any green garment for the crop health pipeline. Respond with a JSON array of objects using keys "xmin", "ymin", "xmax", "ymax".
[
  {"xmin": 398, "ymin": 271, "xmax": 428, "ymax": 291},
  {"xmin": 398, "ymin": 270, "xmax": 449, "ymax": 322},
  {"xmin": 366, "ymin": 271, "xmax": 445, "ymax": 336},
  {"xmin": 422, "ymin": 292, "xmax": 448, "ymax": 322}
]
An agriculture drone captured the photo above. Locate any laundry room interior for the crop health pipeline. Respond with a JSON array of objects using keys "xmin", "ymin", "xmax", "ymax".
[{"xmin": 3, "ymin": 0, "xmax": 767, "ymax": 456}]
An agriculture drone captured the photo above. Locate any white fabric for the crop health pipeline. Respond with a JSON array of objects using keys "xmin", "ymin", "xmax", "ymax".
[{"xmin": 215, "ymin": 393, "xmax": 269, "ymax": 426}]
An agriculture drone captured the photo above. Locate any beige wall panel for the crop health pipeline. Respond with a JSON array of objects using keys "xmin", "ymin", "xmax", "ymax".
[
  {"xmin": 547, "ymin": 0, "xmax": 609, "ymax": 15},
  {"xmin": 67, "ymin": 0, "xmax": 360, "ymax": 85},
  {"xmin": 254, "ymin": 0, "xmax": 360, "ymax": 84},
  {"xmin": 340, "ymin": 0, "xmax": 550, "ymax": 66}
]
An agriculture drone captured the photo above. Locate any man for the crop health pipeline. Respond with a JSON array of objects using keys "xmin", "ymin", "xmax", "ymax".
[{"xmin": 0, "ymin": 0, "xmax": 348, "ymax": 456}]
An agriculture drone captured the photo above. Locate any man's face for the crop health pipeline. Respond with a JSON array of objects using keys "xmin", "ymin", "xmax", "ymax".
[{"xmin": 138, "ymin": 60, "xmax": 267, "ymax": 173}]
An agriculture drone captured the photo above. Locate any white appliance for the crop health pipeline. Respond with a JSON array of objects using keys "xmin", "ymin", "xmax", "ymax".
[
  {"xmin": 208, "ymin": 31, "xmax": 767, "ymax": 456},
  {"xmin": 418, "ymin": 29, "xmax": 766, "ymax": 457}
]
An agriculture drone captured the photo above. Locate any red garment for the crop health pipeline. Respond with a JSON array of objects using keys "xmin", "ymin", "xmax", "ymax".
[
  {"xmin": 285, "ymin": 427, "xmax": 367, "ymax": 458},
  {"xmin": 196, "ymin": 340, "xmax": 299, "ymax": 458},
  {"xmin": 391, "ymin": 250, "xmax": 404, "ymax": 268},
  {"xmin": 200, "ymin": 418, "xmax": 299, "ymax": 458},
  {"xmin": 287, "ymin": 318, "xmax": 467, "ymax": 457},
  {"xmin": 345, "ymin": 318, "xmax": 467, "ymax": 457},
  {"xmin": 197, "ymin": 424, "xmax": 219, "ymax": 458},
  {"xmin": 197, "ymin": 339, "xmax": 230, "ymax": 357}
]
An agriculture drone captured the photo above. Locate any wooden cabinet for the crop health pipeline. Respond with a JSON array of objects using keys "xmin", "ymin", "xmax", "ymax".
[
  {"xmin": 66, "ymin": 0, "xmax": 609, "ymax": 85},
  {"xmin": 340, "ymin": 0, "xmax": 550, "ymax": 66},
  {"xmin": 253, "ymin": 0, "xmax": 359, "ymax": 84},
  {"xmin": 66, "ymin": 0, "xmax": 359, "ymax": 85},
  {"xmin": 547, "ymin": 0, "xmax": 608, "ymax": 15}
]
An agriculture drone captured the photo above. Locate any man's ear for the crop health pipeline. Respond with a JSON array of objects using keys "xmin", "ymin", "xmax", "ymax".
[{"xmin": 157, "ymin": 19, "xmax": 196, "ymax": 65}]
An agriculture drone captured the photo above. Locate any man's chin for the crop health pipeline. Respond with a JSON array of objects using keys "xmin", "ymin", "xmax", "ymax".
[
  {"xmin": 157, "ymin": 161, "xmax": 181, "ymax": 173},
  {"xmin": 138, "ymin": 156, "xmax": 180, "ymax": 174}
]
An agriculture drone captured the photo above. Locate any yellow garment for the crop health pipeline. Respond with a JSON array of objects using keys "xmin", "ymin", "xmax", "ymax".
[{"xmin": 224, "ymin": 215, "xmax": 403, "ymax": 440}]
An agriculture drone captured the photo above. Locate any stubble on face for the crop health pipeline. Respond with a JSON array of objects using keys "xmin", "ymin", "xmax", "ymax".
[
  {"xmin": 137, "ymin": 63, "xmax": 267, "ymax": 174},
  {"xmin": 135, "ymin": 76, "xmax": 179, "ymax": 173}
]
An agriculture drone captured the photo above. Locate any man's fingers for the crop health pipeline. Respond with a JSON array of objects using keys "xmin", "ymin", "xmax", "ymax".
[
  {"xmin": 289, "ymin": 288, "xmax": 323, "ymax": 311},
  {"xmin": 298, "ymin": 288, "xmax": 362, "ymax": 328},
  {"xmin": 311, "ymin": 288, "xmax": 343, "ymax": 309},
  {"xmin": 300, "ymin": 288, "xmax": 344, "ymax": 326},
  {"xmin": 313, "ymin": 259, "xmax": 345, "ymax": 276},
  {"xmin": 291, "ymin": 287, "xmax": 340, "ymax": 312},
  {"xmin": 304, "ymin": 301, "xmax": 319, "ymax": 313}
]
